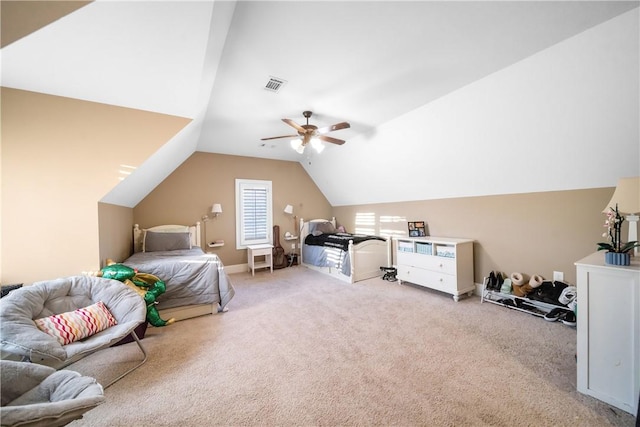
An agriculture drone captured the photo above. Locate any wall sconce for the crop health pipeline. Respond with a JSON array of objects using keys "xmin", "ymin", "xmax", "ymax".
[
  {"xmin": 202, "ymin": 203, "xmax": 222, "ymax": 223},
  {"xmin": 604, "ymin": 177, "xmax": 639, "ymax": 256},
  {"xmin": 201, "ymin": 203, "xmax": 223, "ymax": 248}
]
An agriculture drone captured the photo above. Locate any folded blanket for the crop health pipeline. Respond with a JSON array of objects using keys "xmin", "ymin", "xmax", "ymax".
[{"xmin": 305, "ymin": 232, "xmax": 386, "ymax": 251}]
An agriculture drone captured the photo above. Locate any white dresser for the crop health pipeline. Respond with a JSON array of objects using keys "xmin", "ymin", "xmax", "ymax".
[
  {"xmin": 575, "ymin": 252, "xmax": 640, "ymax": 415},
  {"xmin": 394, "ymin": 237, "xmax": 474, "ymax": 301}
]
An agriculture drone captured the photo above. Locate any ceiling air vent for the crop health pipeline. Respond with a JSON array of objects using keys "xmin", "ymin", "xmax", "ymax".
[{"xmin": 264, "ymin": 76, "xmax": 286, "ymax": 93}]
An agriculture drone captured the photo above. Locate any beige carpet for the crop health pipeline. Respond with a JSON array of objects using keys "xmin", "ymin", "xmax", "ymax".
[{"xmin": 68, "ymin": 267, "xmax": 635, "ymax": 426}]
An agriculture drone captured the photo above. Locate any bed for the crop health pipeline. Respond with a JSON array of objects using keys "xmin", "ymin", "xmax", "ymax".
[
  {"xmin": 122, "ymin": 223, "xmax": 235, "ymax": 322},
  {"xmin": 299, "ymin": 218, "xmax": 391, "ymax": 284}
]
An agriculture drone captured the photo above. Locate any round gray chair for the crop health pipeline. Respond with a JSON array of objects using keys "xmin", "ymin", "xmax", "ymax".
[
  {"xmin": 1, "ymin": 359, "xmax": 105, "ymax": 427},
  {"xmin": 0, "ymin": 275, "xmax": 147, "ymax": 388}
]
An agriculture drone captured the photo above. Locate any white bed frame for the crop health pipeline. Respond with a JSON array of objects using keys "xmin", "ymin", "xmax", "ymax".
[
  {"xmin": 299, "ymin": 218, "xmax": 392, "ymax": 284},
  {"xmin": 131, "ymin": 222, "xmax": 220, "ymax": 322}
]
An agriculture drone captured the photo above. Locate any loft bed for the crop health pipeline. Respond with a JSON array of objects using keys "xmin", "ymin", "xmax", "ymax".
[
  {"xmin": 299, "ymin": 218, "xmax": 391, "ymax": 284},
  {"xmin": 122, "ymin": 223, "xmax": 235, "ymax": 322}
]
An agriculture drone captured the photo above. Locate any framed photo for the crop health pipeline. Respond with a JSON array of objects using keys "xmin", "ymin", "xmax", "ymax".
[{"xmin": 408, "ymin": 221, "xmax": 426, "ymax": 237}]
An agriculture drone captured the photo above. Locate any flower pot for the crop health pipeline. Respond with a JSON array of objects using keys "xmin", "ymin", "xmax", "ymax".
[{"xmin": 605, "ymin": 251, "xmax": 631, "ymax": 266}]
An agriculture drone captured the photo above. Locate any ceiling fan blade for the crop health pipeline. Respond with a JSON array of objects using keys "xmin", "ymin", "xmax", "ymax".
[
  {"xmin": 282, "ymin": 118, "xmax": 306, "ymax": 133},
  {"xmin": 318, "ymin": 135, "xmax": 346, "ymax": 145},
  {"xmin": 260, "ymin": 134, "xmax": 298, "ymax": 141},
  {"xmin": 316, "ymin": 122, "xmax": 350, "ymax": 134}
]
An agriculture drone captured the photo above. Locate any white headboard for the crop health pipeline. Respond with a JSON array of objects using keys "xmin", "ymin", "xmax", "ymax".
[{"xmin": 133, "ymin": 222, "xmax": 201, "ymax": 253}]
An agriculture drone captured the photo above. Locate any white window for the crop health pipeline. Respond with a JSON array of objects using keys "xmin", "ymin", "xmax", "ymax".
[{"xmin": 235, "ymin": 179, "xmax": 272, "ymax": 248}]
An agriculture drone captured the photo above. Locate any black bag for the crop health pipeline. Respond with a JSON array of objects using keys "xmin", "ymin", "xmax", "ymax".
[{"xmin": 528, "ymin": 281, "xmax": 568, "ymax": 305}]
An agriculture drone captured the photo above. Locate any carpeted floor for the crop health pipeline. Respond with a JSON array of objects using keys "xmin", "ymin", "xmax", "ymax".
[{"xmin": 68, "ymin": 266, "xmax": 636, "ymax": 426}]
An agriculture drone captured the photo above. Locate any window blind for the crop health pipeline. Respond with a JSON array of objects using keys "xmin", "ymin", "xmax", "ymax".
[
  {"xmin": 236, "ymin": 179, "xmax": 272, "ymax": 248},
  {"xmin": 242, "ymin": 187, "xmax": 268, "ymax": 242}
]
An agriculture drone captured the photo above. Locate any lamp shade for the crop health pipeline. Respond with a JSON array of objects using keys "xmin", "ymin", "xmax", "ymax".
[
  {"xmin": 284, "ymin": 204, "xmax": 293, "ymax": 215},
  {"xmin": 211, "ymin": 203, "xmax": 222, "ymax": 214},
  {"xmin": 310, "ymin": 138, "xmax": 324, "ymax": 153},
  {"xmin": 603, "ymin": 177, "xmax": 640, "ymax": 214},
  {"xmin": 290, "ymin": 139, "xmax": 304, "ymax": 154}
]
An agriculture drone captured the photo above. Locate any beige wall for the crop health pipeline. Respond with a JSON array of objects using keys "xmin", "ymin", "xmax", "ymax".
[
  {"xmin": 133, "ymin": 152, "xmax": 332, "ymax": 266},
  {"xmin": 1, "ymin": 88, "xmax": 191, "ymax": 284},
  {"xmin": 333, "ymin": 188, "xmax": 616, "ymax": 285},
  {"xmin": 132, "ymin": 151, "xmax": 616, "ymax": 285},
  {"xmin": 98, "ymin": 202, "xmax": 134, "ymax": 268},
  {"xmin": 1, "ymin": 1, "xmax": 92, "ymax": 48},
  {"xmin": 1, "ymin": 89, "xmax": 619, "ymax": 287}
]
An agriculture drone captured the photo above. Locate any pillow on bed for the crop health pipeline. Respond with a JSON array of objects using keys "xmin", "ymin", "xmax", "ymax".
[
  {"xmin": 34, "ymin": 301, "xmax": 118, "ymax": 345},
  {"xmin": 144, "ymin": 231, "xmax": 192, "ymax": 252},
  {"xmin": 315, "ymin": 221, "xmax": 336, "ymax": 234}
]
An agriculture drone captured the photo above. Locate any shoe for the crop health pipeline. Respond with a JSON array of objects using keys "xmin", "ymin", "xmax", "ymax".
[
  {"xmin": 544, "ymin": 308, "xmax": 568, "ymax": 322},
  {"xmin": 561, "ymin": 311, "xmax": 576, "ymax": 326},
  {"xmin": 558, "ymin": 286, "xmax": 577, "ymax": 305},
  {"xmin": 500, "ymin": 278, "xmax": 512, "ymax": 294},
  {"xmin": 495, "ymin": 271, "xmax": 504, "ymax": 291},
  {"xmin": 487, "ymin": 271, "xmax": 497, "ymax": 291}
]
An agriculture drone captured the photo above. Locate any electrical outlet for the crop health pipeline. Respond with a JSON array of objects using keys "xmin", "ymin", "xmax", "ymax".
[
  {"xmin": 553, "ymin": 271, "xmax": 564, "ymax": 281},
  {"xmin": 291, "ymin": 243, "xmax": 296, "ymax": 249}
]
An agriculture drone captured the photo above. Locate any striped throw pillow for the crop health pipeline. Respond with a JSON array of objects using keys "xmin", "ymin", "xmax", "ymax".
[{"xmin": 35, "ymin": 301, "xmax": 118, "ymax": 345}]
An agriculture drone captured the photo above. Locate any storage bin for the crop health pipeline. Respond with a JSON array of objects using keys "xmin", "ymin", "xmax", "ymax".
[
  {"xmin": 398, "ymin": 241, "xmax": 414, "ymax": 253},
  {"xmin": 416, "ymin": 242, "xmax": 433, "ymax": 255},
  {"xmin": 436, "ymin": 245, "xmax": 456, "ymax": 258}
]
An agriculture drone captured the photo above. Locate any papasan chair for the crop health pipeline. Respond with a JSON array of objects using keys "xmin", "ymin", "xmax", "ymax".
[
  {"xmin": 1, "ymin": 359, "xmax": 105, "ymax": 427},
  {"xmin": 0, "ymin": 275, "xmax": 147, "ymax": 388}
]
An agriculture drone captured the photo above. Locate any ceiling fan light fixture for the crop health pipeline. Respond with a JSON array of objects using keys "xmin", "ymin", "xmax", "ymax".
[
  {"xmin": 264, "ymin": 111, "xmax": 349, "ymax": 153},
  {"xmin": 290, "ymin": 139, "xmax": 305, "ymax": 153},
  {"xmin": 311, "ymin": 137, "xmax": 324, "ymax": 153}
]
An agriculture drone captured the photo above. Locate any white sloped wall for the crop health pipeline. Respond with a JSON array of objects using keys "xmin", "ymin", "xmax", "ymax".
[{"xmin": 305, "ymin": 9, "xmax": 639, "ymax": 206}]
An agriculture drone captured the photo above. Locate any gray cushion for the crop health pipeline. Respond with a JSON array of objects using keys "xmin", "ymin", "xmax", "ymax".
[
  {"xmin": 0, "ymin": 275, "xmax": 146, "ymax": 363},
  {"xmin": 144, "ymin": 231, "xmax": 191, "ymax": 252}
]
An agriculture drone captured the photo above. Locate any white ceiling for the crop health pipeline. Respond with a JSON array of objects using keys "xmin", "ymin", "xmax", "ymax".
[
  {"xmin": 2, "ymin": 1, "xmax": 638, "ymax": 206},
  {"xmin": 1, "ymin": 1, "xmax": 215, "ymax": 118},
  {"xmin": 199, "ymin": 0, "xmax": 638, "ymax": 162}
]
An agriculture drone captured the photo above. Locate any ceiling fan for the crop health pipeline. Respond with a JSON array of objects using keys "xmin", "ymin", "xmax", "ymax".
[{"xmin": 261, "ymin": 111, "xmax": 350, "ymax": 153}]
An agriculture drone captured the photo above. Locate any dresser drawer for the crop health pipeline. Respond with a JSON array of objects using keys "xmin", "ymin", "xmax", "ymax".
[
  {"xmin": 397, "ymin": 266, "xmax": 457, "ymax": 294},
  {"xmin": 251, "ymin": 247, "xmax": 272, "ymax": 256},
  {"xmin": 397, "ymin": 252, "xmax": 456, "ymax": 275}
]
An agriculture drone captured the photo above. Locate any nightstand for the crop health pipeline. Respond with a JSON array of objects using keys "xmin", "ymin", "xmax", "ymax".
[{"xmin": 247, "ymin": 244, "xmax": 273, "ymax": 276}]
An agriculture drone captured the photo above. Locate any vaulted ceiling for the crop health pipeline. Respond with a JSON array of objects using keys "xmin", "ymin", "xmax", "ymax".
[{"xmin": 2, "ymin": 1, "xmax": 638, "ymax": 206}]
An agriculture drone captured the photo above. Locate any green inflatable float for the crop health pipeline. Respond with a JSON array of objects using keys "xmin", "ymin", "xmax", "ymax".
[{"xmin": 97, "ymin": 260, "xmax": 175, "ymax": 327}]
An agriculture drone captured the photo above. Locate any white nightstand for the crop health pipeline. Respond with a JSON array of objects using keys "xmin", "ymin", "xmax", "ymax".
[{"xmin": 247, "ymin": 244, "xmax": 273, "ymax": 276}]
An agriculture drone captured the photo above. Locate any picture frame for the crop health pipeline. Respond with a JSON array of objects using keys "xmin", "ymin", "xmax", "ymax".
[{"xmin": 408, "ymin": 221, "xmax": 426, "ymax": 237}]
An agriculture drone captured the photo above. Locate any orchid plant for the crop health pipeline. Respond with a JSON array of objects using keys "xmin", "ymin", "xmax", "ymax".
[{"xmin": 597, "ymin": 204, "xmax": 640, "ymax": 254}]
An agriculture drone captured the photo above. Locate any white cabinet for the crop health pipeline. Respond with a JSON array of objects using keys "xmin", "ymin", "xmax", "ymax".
[
  {"xmin": 394, "ymin": 237, "xmax": 474, "ymax": 301},
  {"xmin": 575, "ymin": 252, "xmax": 640, "ymax": 415}
]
